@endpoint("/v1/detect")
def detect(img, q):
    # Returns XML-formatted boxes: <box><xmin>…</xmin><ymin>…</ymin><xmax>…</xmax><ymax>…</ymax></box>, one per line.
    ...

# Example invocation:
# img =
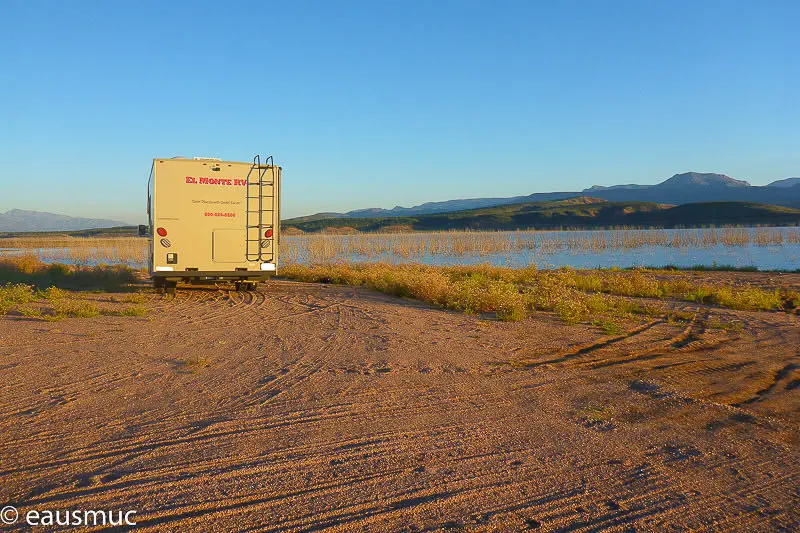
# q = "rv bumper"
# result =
<box><xmin>151</xmin><ymin>271</ymin><xmax>273</xmax><ymax>280</ymax></box>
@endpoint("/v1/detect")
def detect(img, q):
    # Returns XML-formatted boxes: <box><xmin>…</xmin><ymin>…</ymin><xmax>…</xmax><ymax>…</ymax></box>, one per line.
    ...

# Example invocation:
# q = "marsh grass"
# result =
<box><xmin>554</xmin><ymin>268</ymin><xmax>789</xmax><ymax>312</ymax></box>
<box><xmin>281</xmin><ymin>226</ymin><xmax>800</xmax><ymax>265</ymax></box>
<box><xmin>1</xmin><ymin>236</ymin><xmax>147</xmax><ymax>265</ymax></box>
<box><xmin>280</xmin><ymin>263</ymin><xmax>795</xmax><ymax>323</ymax></box>
<box><xmin>0</xmin><ymin>255</ymin><xmax>138</xmax><ymax>291</ymax></box>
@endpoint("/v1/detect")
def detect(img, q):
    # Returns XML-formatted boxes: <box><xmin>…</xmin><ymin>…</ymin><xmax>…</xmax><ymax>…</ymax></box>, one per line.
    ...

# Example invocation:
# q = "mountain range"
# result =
<box><xmin>287</xmin><ymin>172</ymin><xmax>800</xmax><ymax>222</ymax></box>
<box><xmin>0</xmin><ymin>209</ymin><xmax>129</xmax><ymax>233</ymax></box>
<box><xmin>3</xmin><ymin>172</ymin><xmax>799</xmax><ymax>232</ymax></box>
<box><xmin>284</xmin><ymin>197</ymin><xmax>800</xmax><ymax>233</ymax></box>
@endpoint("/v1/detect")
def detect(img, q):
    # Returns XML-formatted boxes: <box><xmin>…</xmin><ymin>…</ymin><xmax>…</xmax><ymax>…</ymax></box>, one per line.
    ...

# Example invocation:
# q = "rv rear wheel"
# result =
<box><xmin>164</xmin><ymin>280</ymin><xmax>177</xmax><ymax>296</ymax></box>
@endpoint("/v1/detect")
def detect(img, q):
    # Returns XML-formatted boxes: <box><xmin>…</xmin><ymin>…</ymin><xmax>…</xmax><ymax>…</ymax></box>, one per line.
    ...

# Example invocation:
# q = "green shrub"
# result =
<box><xmin>42</xmin><ymin>286</ymin><xmax>69</xmax><ymax>300</ymax></box>
<box><xmin>0</xmin><ymin>283</ymin><xmax>36</xmax><ymax>304</ymax></box>
<box><xmin>120</xmin><ymin>305</ymin><xmax>147</xmax><ymax>317</ymax></box>
<box><xmin>52</xmin><ymin>299</ymin><xmax>100</xmax><ymax>318</ymax></box>
<box><xmin>121</xmin><ymin>292</ymin><xmax>145</xmax><ymax>304</ymax></box>
<box><xmin>592</xmin><ymin>319</ymin><xmax>621</xmax><ymax>334</ymax></box>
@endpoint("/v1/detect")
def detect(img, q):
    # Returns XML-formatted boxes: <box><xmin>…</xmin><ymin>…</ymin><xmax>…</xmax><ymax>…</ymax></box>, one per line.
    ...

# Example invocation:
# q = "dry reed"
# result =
<box><xmin>1</xmin><ymin>226</ymin><xmax>798</xmax><ymax>269</ymax></box>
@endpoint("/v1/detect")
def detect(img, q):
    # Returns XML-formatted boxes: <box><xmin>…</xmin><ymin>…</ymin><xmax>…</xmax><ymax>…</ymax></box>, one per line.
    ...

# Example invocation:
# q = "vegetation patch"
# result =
<box><xmin>51</xmin><ymin>299</ymin><xmax>101</xmax><ymax>318</ymax></box>
<box><xmin>279</xmin><ymin>263</ymin><xmax>795</xmax><ymax>323</ymax></box>
<box><xmin>0</xmin><ymin>282</ymin><xmax>145</xmax><ymax>320</ymax></box>
<box><xmin>0</xmin><ymin>255</ymin><xmax>139</xmax><ymax>291</ymax></box>
<box><xmin>121</xmin><ymin>292</ymin><xmax>145</xmax><ymax>304</ymax></box>
<box><xmin>119</xmin><ymin>305</ymin><xmax>147</xmax><ymax>317</ymax></box>
<box><xmin>179</xmin><ymin>355</ymin><xmax>211</xmax><ymax>369</ymax></box>
<box><xmin>592</xmin><ymin>319</ymin><xmax>621</xmax><ymax>334</ymax></box>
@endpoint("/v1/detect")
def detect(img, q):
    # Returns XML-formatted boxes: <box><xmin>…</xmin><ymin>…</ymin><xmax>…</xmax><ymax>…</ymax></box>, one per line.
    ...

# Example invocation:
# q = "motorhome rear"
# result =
<box><xmin>144</xmin><ymin>155</ymin><xmax>281</xmax><ymax>293</ymax></box>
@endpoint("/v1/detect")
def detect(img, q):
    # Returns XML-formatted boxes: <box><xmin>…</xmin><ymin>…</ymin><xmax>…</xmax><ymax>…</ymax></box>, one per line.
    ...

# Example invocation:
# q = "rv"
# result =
<box><xmin>142</xmin><ymin>155</ymin><xmax>281</xmax><ymax>293</ymax></box>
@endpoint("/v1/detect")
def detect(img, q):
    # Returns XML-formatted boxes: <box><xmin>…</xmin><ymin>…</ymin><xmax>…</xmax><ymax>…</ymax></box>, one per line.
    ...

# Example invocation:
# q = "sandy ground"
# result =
<box><xmin>0</xmin><ymin>278</ymin><xmax>798</xmax><ymax>532</ymax></box>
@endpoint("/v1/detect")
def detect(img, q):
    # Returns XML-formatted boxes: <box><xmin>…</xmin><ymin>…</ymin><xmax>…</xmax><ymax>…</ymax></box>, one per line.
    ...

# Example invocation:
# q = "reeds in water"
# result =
<box><xmin>1</xmin><ymin>226</ymin><xmax>798</xmax><ymax>268</ymax></box>
<box><xmin>283</xmin><ymin>226</ymin><xmax>800</xmax><ymax>265</ymax></box>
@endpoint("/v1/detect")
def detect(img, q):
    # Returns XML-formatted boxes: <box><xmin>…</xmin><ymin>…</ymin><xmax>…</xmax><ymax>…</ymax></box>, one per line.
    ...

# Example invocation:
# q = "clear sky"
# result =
<box><xmin>2</xmin><ymin>0</ymin><xmax>798</xmax><ymax>223</ymax></box>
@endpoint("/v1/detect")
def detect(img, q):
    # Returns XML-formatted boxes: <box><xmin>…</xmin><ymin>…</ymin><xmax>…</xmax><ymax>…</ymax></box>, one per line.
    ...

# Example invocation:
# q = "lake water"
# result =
<box><xmin>284</xmin><ymin>227</ymin><xmax>800</xmax><ymax>271</ymax></box>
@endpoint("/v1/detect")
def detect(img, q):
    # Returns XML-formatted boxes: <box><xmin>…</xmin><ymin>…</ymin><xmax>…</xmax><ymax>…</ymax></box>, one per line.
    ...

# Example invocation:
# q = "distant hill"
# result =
<box><xmin>658</xmin><ymin>172</ymin><xmax>750</xmax><ymax>188</ymax></box>
<box><xmin>290</xmin><ymin>171</ymin><xmax>800</xmax><ymax>221</ymax></box>
<box><xmin>283</xmin><ymin>197</ymin><xmax>800</xmax><ymax>233</ymax></box>
<box><xmin>344</xmin><ymin>191</ymin><xmax>576</xmax><ymax>218</ymax></box>
<box><xmin>768</xmin><ymin>177</ymin><xmax>800</xmax><ymax>188</ymax></box>
<box><xmin>585</xmin><ymin>184</ymin><xmax>650</xmax><ymax>191</ymax></box>
<box><xmin>0</xmin><ymin>209</ymin><xmax>130</xmax><ymax>232</ymax></box>
<box><xmin>578</xmin><ymin>172</ymin><xmax>800</xmax><ymax>206</ymax></box>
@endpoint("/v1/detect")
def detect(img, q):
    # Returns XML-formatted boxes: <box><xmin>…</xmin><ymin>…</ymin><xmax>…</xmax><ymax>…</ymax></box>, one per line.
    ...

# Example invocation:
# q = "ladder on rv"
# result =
<box><xmin>245</xmin><ymin>155</ymin><xmax>277</xmax><ymax>262</ymax></box>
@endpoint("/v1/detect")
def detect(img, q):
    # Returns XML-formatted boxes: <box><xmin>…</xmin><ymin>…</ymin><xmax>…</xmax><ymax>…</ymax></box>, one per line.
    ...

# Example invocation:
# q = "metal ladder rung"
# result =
<box><xmin>245</xmin><ymin>154</ymin><xmax>277</xmax><ymax>262</ymax></box>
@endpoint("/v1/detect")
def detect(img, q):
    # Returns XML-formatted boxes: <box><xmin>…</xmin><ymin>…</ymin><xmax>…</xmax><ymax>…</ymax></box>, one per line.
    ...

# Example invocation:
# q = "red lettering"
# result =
<box><xmin>187</xmin><ymin>176</ymin><xmax>242</xmax><ymax>186</ymax></box>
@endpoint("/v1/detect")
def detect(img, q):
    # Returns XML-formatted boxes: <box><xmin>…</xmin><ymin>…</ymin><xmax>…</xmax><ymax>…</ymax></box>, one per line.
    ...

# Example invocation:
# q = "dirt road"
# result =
<box><xmin>0</xmin><ymin>280</ymin><xmax>798</xmax><ymax>531</ymax></box>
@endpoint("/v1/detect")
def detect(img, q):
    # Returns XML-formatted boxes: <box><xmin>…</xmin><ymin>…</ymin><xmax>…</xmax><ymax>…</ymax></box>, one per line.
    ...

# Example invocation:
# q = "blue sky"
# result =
<box><xmin>2</xmin><ymin>0</ymin><xmax>798</xmax><ymax>223</ymax></box>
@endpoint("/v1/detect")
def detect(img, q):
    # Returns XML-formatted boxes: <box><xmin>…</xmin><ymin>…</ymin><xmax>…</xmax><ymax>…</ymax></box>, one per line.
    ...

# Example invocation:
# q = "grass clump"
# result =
<box><xmin>0</xmin><ymin>283</ymin><xmax>36</xmax><ymax>304</ymax></box>
<box><xmin>592</xmin><ymin>319</ymin><xmax>621</xmax><ymax>334</ymax></box>
<box><xmin>121</xmin><ymin>292</ymin><xmax>145</xmax><ymax>304</ymax></box>
<box><xmin>704</xmin><ymin>318</ymin><xmax>744</xmax><ymax>332</ymax></box>
<box><xmin>0</xmin><ymin>283</ymin><xmax>36</xmax><ymax>315</ymax></box>
<box><xmin>119</xmin><ymin>305</ymin><xmax>147</xmax><ymax>317</ymax></box>
<box><xmin>42</xmin><ymin>286</ymin><xmax>69</xmax><ymax>300</ymax></box>
<box><xmin>18</xmin><ymin>305</ymin><xmax>44</xmax><ymax>318</ymax></box>
<box><xmin>178</xmin><ymin>355</ymin><xmax>211</xmax><ymax>369</ymax></box>
<box><xmin>52</xmin><ymin>299</ymin><xmax>101</xmax><ymax>318</ymax></box>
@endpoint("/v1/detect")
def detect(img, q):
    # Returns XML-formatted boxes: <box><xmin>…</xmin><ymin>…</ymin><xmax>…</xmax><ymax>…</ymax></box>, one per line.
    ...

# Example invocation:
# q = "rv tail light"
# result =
<box><xmin>157</xmin><ymin>227</ymin><xmax>168</xmax><ymax>237</ymax></box>
<box><xmin>264</xmin><ymin>228</ymin><xmax>273</xmax><ymax>238</ymax></box>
